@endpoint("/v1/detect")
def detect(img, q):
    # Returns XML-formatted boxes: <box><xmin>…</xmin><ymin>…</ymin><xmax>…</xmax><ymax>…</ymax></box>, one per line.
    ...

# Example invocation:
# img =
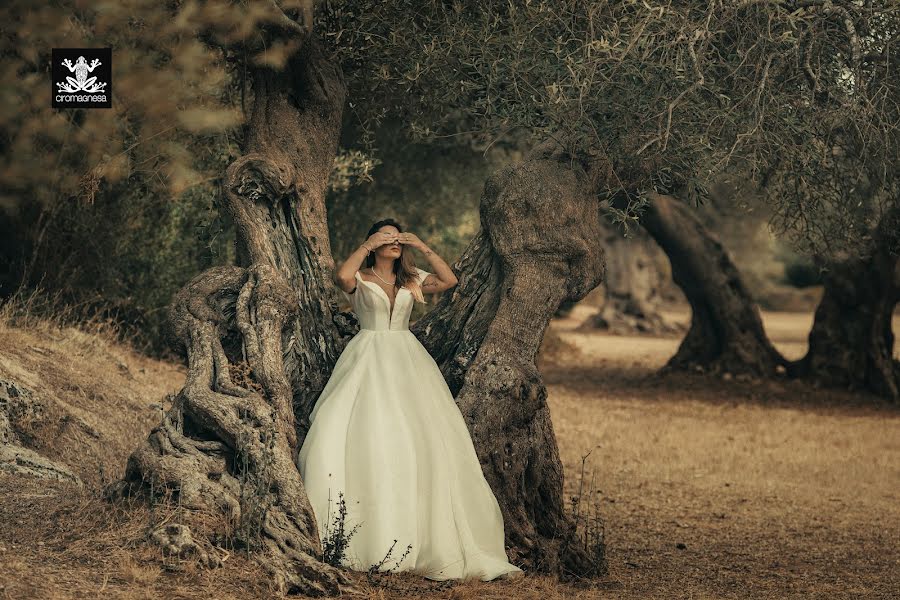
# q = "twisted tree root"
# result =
<box><xmin>114</xmin><ymin>265</ymin><xmax>358</xmax><ymax>596</ymax></box>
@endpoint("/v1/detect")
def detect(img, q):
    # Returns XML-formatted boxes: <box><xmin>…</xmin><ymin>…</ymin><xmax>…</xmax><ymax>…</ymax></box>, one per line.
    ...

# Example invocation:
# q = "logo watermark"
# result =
<box><xmin>51</xmin><ymin>48</ymin><xmax>111</xmax><ymax>108</ymax></box>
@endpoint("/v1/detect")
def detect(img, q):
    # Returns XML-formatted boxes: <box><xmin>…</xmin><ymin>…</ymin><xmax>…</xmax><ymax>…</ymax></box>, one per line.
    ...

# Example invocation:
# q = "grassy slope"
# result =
<box><xmin>0</xmin><ymin>317</ymin><xmax>185</xmax><ymax>487</ymax></box>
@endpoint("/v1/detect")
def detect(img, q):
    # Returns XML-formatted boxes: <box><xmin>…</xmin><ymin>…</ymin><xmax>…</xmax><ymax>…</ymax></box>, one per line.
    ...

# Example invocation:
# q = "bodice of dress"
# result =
<box><xmin>344</xmin><ymin>268</ymin><xmax>431</xmax><ymax>331</ymax></box>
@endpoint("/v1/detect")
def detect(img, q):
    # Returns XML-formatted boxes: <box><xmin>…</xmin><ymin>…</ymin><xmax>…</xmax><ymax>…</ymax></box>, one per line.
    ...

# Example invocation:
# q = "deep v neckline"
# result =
<box><xmin>357</xmin><ymin>271</ymin><xmax>406</xmax><ymax>322</ymax></box>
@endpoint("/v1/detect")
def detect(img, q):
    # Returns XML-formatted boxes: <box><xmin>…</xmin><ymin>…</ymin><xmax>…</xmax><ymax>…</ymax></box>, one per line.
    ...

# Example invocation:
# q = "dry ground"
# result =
<box><xmin>0</xmin><ymin>304</ymin><xmax>897</xmax><ymax>599</ymax></box>
<box><xmin>542</xmin><ymin>305</ymin><xmax>900</xmax><ymax>600</ymax></box>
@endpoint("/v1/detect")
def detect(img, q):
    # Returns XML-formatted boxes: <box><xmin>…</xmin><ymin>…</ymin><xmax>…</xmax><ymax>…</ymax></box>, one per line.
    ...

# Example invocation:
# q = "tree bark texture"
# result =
<box><xmin>638</xmin><ymin>192</ymin><xmax>788</xmax><ymax>377</ymax></box>
<box><xmin>117</xmin><ymin>35</ymin><xmax>357</xmax><ymax>596</ymax></box>
<box><xmin>413</xmin><ymin>228</ymin><xmax>504</xmax><ymax>395</ymax></box>
<box><xmin>796</xmin><ymin>206</ymin><xmax>900</xmax><ymax>401</ymax></box>
<box><xmin>235</xmin><ymin>40</ymin><xmax>353</xmax><ymax>436</ymax></box>
<box><xmin>414</xmin><ymin>141</ymin><xmax>609</xmax><ymax>579</ymax></box>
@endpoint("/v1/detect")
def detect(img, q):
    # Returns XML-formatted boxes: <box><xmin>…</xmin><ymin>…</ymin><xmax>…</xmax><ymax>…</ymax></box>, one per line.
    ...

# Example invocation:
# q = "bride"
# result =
<box><xmin>296</xmin><ymin>218</ymin><xmax>523</xmax><ymax>582</ymax></box>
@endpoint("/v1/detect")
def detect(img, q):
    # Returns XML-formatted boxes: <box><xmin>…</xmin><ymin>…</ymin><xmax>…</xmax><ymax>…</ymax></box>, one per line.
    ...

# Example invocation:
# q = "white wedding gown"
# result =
<box><xmin>296</xmin><ymin>268</ymin><xmax>523</xmax><ymax>581</ymax></box>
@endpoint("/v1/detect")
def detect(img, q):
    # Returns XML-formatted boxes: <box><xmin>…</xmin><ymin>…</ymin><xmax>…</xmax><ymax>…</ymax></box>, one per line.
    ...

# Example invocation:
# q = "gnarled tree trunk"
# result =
<box><xmin>414</xmin><ymin>228</ymin><xmax>503</xmax><ymax>394</ymax></box>
<box><xmin>414</xmin><ymin>141</ymin><xmax>609</xmax><ymax>578</ymax></box>
<box><xmin>795</xmin><ymin>206</ymin><xmax>900</xmax><ymax>401</ymax></box>
<box><xmin>114</xmin><ymin>33</ymin><xmax>357</xmax><ymax>596</ymax></box>
<box><xmin>637</xmin><ymin>192</ymin><xmax>788</xmax><ymax>377</ymax></box>
<box><xmin>237</xmin><ymin>44</ymin><xmax>357</xmax><ymax>441</ymax></box>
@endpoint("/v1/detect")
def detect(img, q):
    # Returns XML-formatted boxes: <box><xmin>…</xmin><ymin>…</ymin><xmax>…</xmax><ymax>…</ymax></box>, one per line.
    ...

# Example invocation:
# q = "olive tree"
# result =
<box><xmin>331</xmin><ymin>0</ymin><xmax>899</xmax><ymax>391</ymax></box>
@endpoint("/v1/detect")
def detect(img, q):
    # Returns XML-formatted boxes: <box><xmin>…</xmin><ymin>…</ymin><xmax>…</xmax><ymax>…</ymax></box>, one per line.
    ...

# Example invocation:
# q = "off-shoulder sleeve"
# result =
<box><xmin>341</xmin><ymin>271</ymin><xmax>360</xmax><ymax>307</ymax></box>
<box><xmin>416</xmin><ymin>267</ymin><xmax>432</xmax><ymax>285</ymax></box>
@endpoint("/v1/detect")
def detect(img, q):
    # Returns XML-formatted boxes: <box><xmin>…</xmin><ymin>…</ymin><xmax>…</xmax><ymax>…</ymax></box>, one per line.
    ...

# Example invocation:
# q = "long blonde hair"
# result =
<box><xmin>363</xmin><ymin>218</ymin><xmax>426</xmax><ymax>303</ymax></box>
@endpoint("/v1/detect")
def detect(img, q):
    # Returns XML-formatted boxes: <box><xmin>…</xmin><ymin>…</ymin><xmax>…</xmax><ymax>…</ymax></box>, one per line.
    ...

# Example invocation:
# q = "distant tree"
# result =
<box><xmin>797</xmin><ymin>204</ymin><xmax>899</xmax><ymax>399</ymax></box>
<box><xmin>755</xmin><ymin>4</ymin><xmax>899</xmax><ymax>399</ymax></box>
<box><xmin>577</xmin><ymin>221</ymin><xmax>684</xmax><ymax>337</ymax></box>
<box><xmin>780</xmin><ymin>33</ymin><xmax>900</xmax><ymax>399</ymax></box>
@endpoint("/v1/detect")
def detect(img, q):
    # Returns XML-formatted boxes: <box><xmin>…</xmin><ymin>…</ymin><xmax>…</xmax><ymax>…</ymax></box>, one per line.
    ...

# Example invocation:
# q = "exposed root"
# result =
<box><xmin>115</xmin><ymin>265</ymin><xmax>360</xmax><ymax>595</ymax></box>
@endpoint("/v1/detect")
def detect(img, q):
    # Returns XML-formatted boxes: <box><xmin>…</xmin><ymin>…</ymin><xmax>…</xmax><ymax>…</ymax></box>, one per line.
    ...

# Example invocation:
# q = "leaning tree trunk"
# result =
<box><xmin>635</xmin><ymin>191</ymin><xmax>788</xmax><ymax>377</ymax></box>
<box><xmin>578</xmin><ymin>220</ymin><xmax>684</xmax><ymax>336</ymax></box>
<box><xmin>413</xmin><ymin>140</ymin><xmax>609</xmax><ymax>578</ymax></box>
<box><xmin>795</xmin><ymin>205</ymin><xmax>900</xmax><ymax>401</ymax></box>
<box><xmin>113</xmin><ymin>33</ymin><xmax>357</xmax><ymax>596</ymax></box>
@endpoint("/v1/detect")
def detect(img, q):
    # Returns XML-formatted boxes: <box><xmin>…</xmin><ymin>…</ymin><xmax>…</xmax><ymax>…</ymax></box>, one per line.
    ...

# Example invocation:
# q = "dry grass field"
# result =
<box><xmin>0</xmin><ymin>303</ymin><xmax>897</xmax><ymax>599</ymax></box>
<box><xmin>542</xmin><ymin>305</ymin><xmax>900</xmax><ymax>600</ymax></box>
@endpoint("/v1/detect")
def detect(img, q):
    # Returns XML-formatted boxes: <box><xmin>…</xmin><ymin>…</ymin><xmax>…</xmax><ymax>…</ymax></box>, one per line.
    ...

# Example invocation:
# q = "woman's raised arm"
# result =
<box><xmin>399</xmin><ymin>232</ymin><xmax>458</xmax><ymax>293</ymax></box>
<box><xmin>334</xmin><ymin>230</ymin><xmax>396</xmax><ymax>293</ymax></box>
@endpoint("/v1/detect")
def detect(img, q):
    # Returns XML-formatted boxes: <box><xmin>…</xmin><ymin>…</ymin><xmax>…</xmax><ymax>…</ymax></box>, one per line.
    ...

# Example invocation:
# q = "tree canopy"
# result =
<box><xmin>325</xmin><ymin>0</ymin><xmax>898</xmax><ymax>255</ymax></box>
<box><xmin>4</xmin><ymin>0</ymin><xmax>896</xmax><ymax>258</ymax></box>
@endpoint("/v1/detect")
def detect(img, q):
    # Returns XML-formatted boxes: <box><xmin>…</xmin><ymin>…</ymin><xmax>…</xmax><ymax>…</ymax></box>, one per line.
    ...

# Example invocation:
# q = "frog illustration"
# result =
<box><xmin>57</xmin><ymin>56</ymin><xmax>106</xmax><ymax>93</ymax></box>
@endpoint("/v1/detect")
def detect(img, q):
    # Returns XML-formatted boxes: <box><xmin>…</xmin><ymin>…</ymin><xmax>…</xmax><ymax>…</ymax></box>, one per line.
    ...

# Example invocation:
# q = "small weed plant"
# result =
<box><xmin>319</xmin><ymin>486</ymin><xmax>412</xmax><ymax>576</ymax></box>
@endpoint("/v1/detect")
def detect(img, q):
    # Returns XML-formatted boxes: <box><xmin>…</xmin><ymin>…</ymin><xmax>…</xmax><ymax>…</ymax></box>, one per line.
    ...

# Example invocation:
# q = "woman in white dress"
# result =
<box><xmin>296</xmin><ymin>218</ymin><xmax>523</xmax><ymax>582</ymax></box>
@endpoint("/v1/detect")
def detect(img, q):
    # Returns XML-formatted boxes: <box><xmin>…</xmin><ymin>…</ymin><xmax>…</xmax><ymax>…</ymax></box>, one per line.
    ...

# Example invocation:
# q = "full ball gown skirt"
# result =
<box><xmin>296</xmin><ymin>268</ymin><xmax>523</xmax><ymax>581</ymax></box>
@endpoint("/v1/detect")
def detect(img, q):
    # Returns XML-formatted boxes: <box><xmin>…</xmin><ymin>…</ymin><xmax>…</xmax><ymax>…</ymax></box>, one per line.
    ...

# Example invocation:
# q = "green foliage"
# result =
<box><xmin>776</xmin><ymin>240</ymin><xmax>825</xmax><ymax>289</ymax></box>
<box><xmin>0</xmin><ymin>1</ymin><xmax>250</xmax><ymax>210</ymax></box>
<box><xmin>13</xmin><ymin>132</ymin><xmax>237</xmax><ymax>355</ymax></box>
<box><xmin>3</xmin><ymin>0</ymin><xmax>896</xmax><ymax>351</ymax></box>
<box><xmin>327</xmin><ymin>127</ymin><xmax>505</xmax><ymax>258</ymax></box>
<box><xmin>0</xmin><ymin>0</ymin><xmax>257</xmax><ymax>352</ymax></box>
<box><xmin>326</xmin><ymin>126</ymin><xmax>509</xmax><ymax>318</ymax></box>
<box><xmin>320</xmin><ymin>0</ymin><xmax>899</xmax><ymax>257</ymax></box>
